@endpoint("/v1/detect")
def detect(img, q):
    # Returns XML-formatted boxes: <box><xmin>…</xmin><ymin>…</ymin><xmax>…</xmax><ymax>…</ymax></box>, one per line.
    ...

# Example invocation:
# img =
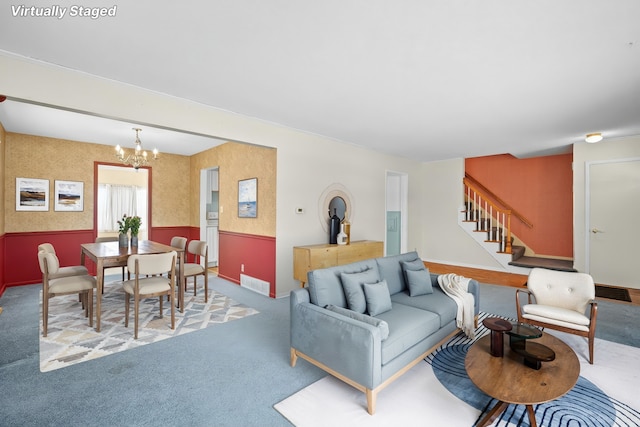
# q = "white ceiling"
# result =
<box><xmin>1</xmin><ymin>1</ymin><xmax>639</xmax><ymax>160</ymax></box>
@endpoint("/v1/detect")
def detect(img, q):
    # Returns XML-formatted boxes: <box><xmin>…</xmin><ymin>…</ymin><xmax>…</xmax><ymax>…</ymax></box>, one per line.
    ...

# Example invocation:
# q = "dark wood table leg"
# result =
<box><xmin>476</xmin><ymin>400</ymin><xmax>509</xmax><ymax>427</ymax></box>
<box><xmin>526</xmin><ymin>405</ymin><xmax>537</xmax><ymax>427</ymax></box>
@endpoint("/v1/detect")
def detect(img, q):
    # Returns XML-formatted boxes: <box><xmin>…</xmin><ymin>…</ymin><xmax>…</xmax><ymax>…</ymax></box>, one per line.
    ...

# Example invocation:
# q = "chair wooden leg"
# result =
<box><xmin>170</xmin><ymin>292</ymin><xmax>175</xmax><ymax>330</ymax></box>
<box><xmin>134</xmin><ymin>296</ymin><xmax>139</xmax><ymax>340</ymax></box>
<box><xmin>88</xmin><ymin>289</ymin><xmax>94</xmax><ymax>328</ymax></box>
<box><xmin>193</xmin><ymin>277</ymin><xmax>197</xmax><ymax>296</ymax></box>
<box><xmin>43</xmin><ymin>295</ymin><xmax>49</xmax><ymax>337</ymax></box>
<box><xmin>159</xmin><ymin>296</ymin><xmax>163</xmax><ymax>318</ymax></box>
<box><xmin>124</xmin><ymin>293</ymin><xmax>130</xmax><ymax>327</ymax></box>
<box><xmin>204</xmin><ymin>273</ymin><xmax>208</xmax><ymax>303</ymax></box>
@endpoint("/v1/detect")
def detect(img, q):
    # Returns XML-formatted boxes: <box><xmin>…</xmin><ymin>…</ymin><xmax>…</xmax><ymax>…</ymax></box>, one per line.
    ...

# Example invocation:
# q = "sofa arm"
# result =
<box><xmin>467</xmin><ymin>279</ymin><xmax>481</xmax><ymax>316</ymax></box>
<box><xmin>430</xmin><ymin>274</ymin><xmax>481</xmax><ymax>316</ymax></box>
<box><xmin>290</xmin><ymin>291</ymin><xmax>382</xmax><ymax>389</ymax></box>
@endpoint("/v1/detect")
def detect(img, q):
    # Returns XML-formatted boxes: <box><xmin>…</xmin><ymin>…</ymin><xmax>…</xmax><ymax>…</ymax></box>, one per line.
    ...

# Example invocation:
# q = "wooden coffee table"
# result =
<box><xmin>465</xmin><ymin>332</ymin><xmax>580</xmax><ymax>427</ymax></box>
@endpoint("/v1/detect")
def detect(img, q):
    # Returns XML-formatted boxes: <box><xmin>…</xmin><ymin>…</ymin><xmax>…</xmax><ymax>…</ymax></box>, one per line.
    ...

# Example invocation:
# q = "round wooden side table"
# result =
<box><xmin>465</xmin><ymin>332</ymin><xmax>579</xmax><ymax>427</ymax></box>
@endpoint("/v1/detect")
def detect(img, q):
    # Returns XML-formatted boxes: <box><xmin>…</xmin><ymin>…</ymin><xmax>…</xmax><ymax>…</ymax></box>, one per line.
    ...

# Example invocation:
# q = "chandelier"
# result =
<box><xmin>115</xmin><ymin>128</ymin><xmax>159</xmax><ymax>170</ymax></box>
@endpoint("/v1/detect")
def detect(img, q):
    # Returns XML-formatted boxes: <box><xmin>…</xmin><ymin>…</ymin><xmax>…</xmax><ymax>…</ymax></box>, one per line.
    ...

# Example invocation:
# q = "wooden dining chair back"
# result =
<box><xmin>182</xmin><ymin>240</ymin><xmax>209</xmax><ymax>302</ymax></box>
<box><xmin>123</xmin><ymin>251</ymin><xmax>177</xmax><ymax>339</ymax></box>
<box><xmin>170</xmin><ymin>236</ymin><xmax>188</xmax><ymax>251</ymax></box>
<box><xmin>37</xmin><ymin>242</ymin><xmax>89</xmax><ymax>279</ymax></box>
<box><xmin>38</xmin><ymin>250</ymin><xmax>95</xmax><ymax>337</ymax></box>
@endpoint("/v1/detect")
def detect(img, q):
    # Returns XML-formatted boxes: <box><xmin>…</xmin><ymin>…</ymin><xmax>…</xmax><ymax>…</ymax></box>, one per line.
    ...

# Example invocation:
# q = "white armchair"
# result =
<box><xmin>516</xmin><ymin>267</ymin><xmax>598</xmax><ymax>364</ymax></box>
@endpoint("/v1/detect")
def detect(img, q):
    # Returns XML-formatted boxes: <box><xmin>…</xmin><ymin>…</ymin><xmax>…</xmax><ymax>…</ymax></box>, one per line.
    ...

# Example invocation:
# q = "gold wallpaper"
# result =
<box><xmin>190</xmin><ymin>142</ymin><xmax>276</xmax><ymax>237</ymax></box>
<box><xmin>4</xmin><ymin>133</ymin><xmax>190</xmax><ymax>233</ymax></box>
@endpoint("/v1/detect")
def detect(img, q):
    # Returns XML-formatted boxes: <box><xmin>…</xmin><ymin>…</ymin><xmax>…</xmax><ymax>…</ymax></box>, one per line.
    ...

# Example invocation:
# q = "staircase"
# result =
<box><xmin>461</xmin><ymin>175</ymin><xmax>576</xmax><ymax>274</ymax></box>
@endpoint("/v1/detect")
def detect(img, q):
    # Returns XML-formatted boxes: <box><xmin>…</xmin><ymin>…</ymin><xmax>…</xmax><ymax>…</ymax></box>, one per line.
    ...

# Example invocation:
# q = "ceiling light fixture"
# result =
<box><xmin>115</xmin><ymin>128</ymin><xmax>159</xmax><ymax>170</ymax></box>
<box><xmin>585</xmin><ymin>133</ymin><xmax>603</xmax><ymax>143</ymax></box>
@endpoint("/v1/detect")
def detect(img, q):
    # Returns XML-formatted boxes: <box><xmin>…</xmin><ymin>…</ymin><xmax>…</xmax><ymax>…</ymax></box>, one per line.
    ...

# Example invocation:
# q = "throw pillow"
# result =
<box><xmin>325</xmin><ymin>305</ymin><xmax>390</xmax><ymax>341</ymax></box>
<box><xmin>401</xmin><ymin>258</ymin><xmax>426</xmax><ymax>272</ymax></box>
<box><xmin>363</xmin><ymin>280</ymin><xmax>393</xmax><ymax>316</ymax></box>
<box><xmin>340</xmin><ymin>268</ymin><xmax>380</xmax><ymax>314</ymax></box>
<box><xmin>405</xmin><ymin>268</ymin><xmax>434</xmax><ymax>296</ymax></box>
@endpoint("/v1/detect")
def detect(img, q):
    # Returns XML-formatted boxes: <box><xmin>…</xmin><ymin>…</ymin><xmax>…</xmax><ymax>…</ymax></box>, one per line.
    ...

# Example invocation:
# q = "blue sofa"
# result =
<box><xmin>290</xmin><ymin>251</ymin><xmax>480</xmax><ymax>415</ymax></box>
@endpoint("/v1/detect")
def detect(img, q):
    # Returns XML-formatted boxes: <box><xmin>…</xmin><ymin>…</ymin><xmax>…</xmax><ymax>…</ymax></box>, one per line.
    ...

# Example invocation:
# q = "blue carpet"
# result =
<box><xmin>426</xmin><ymin>313</ymin><xmax>640</xmax><ymax>427</ymax></box>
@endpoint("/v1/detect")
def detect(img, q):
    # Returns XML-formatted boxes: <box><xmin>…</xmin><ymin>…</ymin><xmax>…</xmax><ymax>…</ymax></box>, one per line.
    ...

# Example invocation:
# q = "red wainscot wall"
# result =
<box><xmin>3</xmin><ymin>229</ymin><xmax>95</xmax><ymax>289</ymax></box>
<box><xmin>0</xmin><ymin>226</ymin><xmax>196</xmax><ymax>294</ymax></box>
<box><xmin>0</xmin><ymin>233</ymin><xmax>5</xmax><ymax>296</ymax></box>
<box><xmin>218</xmin><ymin>230</ymin><xmax>276</xmax><ymax>298</ymax></box>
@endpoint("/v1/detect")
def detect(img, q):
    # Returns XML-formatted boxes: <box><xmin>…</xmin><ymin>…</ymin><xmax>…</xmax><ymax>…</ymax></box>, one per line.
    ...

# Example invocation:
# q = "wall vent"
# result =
<box><xmin>240</xmin><ymin>274</ymin><xmax>270</xmax><ymax>296</ymax></box>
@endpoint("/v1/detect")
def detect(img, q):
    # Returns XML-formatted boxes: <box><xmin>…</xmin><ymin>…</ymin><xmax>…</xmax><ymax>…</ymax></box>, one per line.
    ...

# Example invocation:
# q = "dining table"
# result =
<box><xmin>80</xmin><ymin>240</ymin><xmax>185</xmax><ymax>332</ymax></box>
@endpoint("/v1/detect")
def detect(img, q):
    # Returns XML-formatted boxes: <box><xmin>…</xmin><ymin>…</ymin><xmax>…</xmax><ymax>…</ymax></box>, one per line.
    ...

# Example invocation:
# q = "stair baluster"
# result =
<box><xmin>463</xmin><ymin>177</ymin><xmax>512</xmax><ymax>254</ymax></box>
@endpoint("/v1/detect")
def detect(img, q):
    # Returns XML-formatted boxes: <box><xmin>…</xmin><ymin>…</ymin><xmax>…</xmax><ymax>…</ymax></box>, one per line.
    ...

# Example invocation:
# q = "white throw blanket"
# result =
<box><xmin>437</xmin><ymin>273</ymin><xmax>475</xmax><ymax>338</ymax></box>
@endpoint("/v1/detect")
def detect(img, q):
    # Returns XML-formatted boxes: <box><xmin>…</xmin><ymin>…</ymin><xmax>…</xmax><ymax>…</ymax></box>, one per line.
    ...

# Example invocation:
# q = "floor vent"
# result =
<box><xmin>240</xmin><ymin>274</ymin><xmax>270</xmax><ymax>296</ymax></box>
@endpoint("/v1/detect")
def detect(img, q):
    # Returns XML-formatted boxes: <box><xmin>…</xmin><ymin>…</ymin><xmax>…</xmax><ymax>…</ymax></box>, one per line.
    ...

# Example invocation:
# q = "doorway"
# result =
<box><xmin>587</xmin><ymin>158</ymin><xmax>640</xmax><ymax>289</ymax></box>
<box><xmin>385</xmin><ymin>171</ymin><xmax>408</xmax><ymax>256</ymax></box>
<box><xmin>95</xmin><ymin>163</ymin><xmax>150</xmax><ymax>241</ymax></box>
<box><xmin>200</xmin><ymin>167</ymin><xmax>219</xmax><ymax>268</ymax></box>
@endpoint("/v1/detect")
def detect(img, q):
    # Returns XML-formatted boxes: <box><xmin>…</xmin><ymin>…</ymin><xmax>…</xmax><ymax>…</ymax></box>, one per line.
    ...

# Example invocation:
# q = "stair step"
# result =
<box><xmin>511</xmin><ymin>245</ymin><xmax>525</xmax><ymax>261</ymax></box>
<box><xmin>508</xmin><ymin>256</ymin><xmax>576</xmax><ymax>272</ymax></box>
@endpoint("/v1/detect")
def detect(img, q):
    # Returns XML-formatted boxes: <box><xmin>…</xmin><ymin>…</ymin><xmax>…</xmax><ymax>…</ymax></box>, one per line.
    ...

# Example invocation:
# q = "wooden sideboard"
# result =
<box><xmin>293</xmin><ymin>240</ymin><xmax>384</xmax><ymax>287</ymax></box>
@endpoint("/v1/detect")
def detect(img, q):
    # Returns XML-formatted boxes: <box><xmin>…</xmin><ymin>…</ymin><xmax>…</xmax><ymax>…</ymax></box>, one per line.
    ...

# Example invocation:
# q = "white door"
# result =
<box><xmin>588</xmin><ymin>159</ymin><xmax>640</xmax><ymax>289</ymax></box>
<box><xmin>385</xmin><ymin>171</ymin><xmax>408</xmax><ymax>256</ymax></box>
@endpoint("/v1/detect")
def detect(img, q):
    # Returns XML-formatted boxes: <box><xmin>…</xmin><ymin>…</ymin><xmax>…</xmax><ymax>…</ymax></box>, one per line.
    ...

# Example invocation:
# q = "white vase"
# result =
<box><xmin>337</xmin><ymin>223</ymin><xmax>348</xmax><ymax>245</ymax></box>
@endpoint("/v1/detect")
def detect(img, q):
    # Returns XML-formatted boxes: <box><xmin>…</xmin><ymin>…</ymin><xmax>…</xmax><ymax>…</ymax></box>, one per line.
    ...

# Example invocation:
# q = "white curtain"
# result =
<box><xmin>98</xmin><ymin>184</ymin><xmax>147</xmax><ymax>232</ymax></box>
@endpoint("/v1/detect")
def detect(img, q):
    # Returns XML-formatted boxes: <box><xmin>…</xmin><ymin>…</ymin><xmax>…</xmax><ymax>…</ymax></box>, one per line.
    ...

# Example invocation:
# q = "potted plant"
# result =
<box><xmin>128</xmin><ymin>215</ymin><xmax>142</xmax><ymax>247</ymax></box>
<box><xmin>117</xmin><ymin>214</ymin><xmax>130</xmax><ymax>247</ymax></box>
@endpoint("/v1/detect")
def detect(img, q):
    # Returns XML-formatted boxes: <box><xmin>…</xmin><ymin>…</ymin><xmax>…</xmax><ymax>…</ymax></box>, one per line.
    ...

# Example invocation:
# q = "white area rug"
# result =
<box><xmin>40</xmin><ymin>275</ymin><xmax>259</xmax><ymax>372</ymax></box>
<box><xmin>275</xmin><ymin>316</ymin><xmax>640</xmax><ymax>426</ymax></box>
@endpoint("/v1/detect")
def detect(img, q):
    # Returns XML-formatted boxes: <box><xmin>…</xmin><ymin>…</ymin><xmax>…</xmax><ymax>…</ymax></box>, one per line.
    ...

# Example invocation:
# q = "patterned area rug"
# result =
<box><xmin>427</xmin><ymin>312</ymin><xmax>640</xmax><ymax>426</ymax></box>
<box><xmin>40</xmin><ymin>275</ymin><xmax>259</xmax><ymax>372</ymax></box>
<box><xmin>275</xmin><ymin>312</ymin><xmax>640</xmax><ymax>426</ymax></box>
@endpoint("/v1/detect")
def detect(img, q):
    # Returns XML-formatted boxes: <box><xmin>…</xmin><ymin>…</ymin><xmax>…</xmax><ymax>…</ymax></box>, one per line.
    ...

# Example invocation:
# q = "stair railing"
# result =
<box><xmin>463</xmin><ymin>177</ymin><xmax>513</xmax><ymax>254</ymax></box>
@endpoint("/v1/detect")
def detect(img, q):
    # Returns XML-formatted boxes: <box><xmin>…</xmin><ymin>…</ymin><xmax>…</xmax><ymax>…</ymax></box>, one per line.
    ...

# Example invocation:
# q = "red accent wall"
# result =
<box><xmin>0</xmin><ymin>234</ymin><xmax>5</xmax><ymax>296</ymax></box>
<box><xmin>1</xmin><ymin>227</ymin><xmax>201</xmax><ymax>292</ymax></box>
<box><xmin>218</xmin><ymin>230</ymin><xmax>276</xmax><ymax>298</ymax></box>
<box><xmin>3</xmin><ymin>229</ymin><xmax>95</xmax><ymax>288</ymax></box>
<box><xmin>465</xmin><ymin>153</ymin><xmax>573</xmax><ymax>258</ymax></box>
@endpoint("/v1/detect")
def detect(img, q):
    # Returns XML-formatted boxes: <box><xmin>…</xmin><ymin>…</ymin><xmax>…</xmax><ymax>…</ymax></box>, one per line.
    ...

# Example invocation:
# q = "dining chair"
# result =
<box><xmin>38</xmin><ymin>250</ymin><xmax>95</xmax><ymax>337</ymax></box>
<box><xmin>170</xmin><ymin>236</ymin><xmax>188</xmax><ymax>251</ymax></box>
<box><xmin>37</xmin><ymin>243</ymin><xmax>89</xmax><ymax>278</ymax></box>
<box><xmin>181</xmin><ymin>240</ymin><xmax>209</xmax><ymax>302</ymax></box>
<box><xmin>516</xmin><ymin>267</ymin><xmax>598</xmax><ymax>364</ymax></box>
<box><xmin>95</xmin><ymin>237</ymin><xmax>128</xmax><ymax>281</ymax></box>
<box><xmin>166</xmin><ymin>236</ymin><xmax>188</xmax><ymax>301</ymax></box>
<box><xmin>123</xmin><ymin>251</ymin><xmax>177</xmax><ymax>339</ymax></box>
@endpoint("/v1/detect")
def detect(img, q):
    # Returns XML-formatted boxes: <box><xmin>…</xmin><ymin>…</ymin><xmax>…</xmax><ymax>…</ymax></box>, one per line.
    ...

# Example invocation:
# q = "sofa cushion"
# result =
<box><xmin>340</xmin><ymin>268</ymin><xmax>381</xmax><ymax>313</ymax></box>
<box><xmin>375</xmin><ymin>251</ymin><xmax>421</xmax><ymax>295</ymax></box>
<box><xmin>391</xmin><ymin>285</ymin><xmax>458</xmax><ymax>328</ymax></box>
<box><xmin>308</xmin><ymin>259</ymin><xmax>378</xmax><ymax>308</ymax></box>
<box><xmin>363</xmin><ymin>280</ymin><xmax>392</xmax><ymax>316</ymax></box>
<box><xmin>404</xmin><ymin>268</ymin><xmax>433</xmax><ymax>296</ymax></box>
<box><xmin>325</xmin><ymin>304</ymin><xmax>390</xmax><ymax>341</ymax></box>
<box><xmin>376</xmin><ymin>303</ymin><xmax>441</xmax><ymax>365</ymax></box>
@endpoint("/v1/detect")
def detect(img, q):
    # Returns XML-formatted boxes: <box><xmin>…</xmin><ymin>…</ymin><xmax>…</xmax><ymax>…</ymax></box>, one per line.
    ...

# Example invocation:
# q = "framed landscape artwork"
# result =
<box><xmin>16</xmin><ymin>177</ymin><xmax>49</xmax><ymax>211</ymax></box>
<box><xmin>54</xmin><ymin>180</ymin><xmax>84</xmax><ymax>211</ymax></box>
<box><xmin>238</xmin><ymin>177</ymin><xmax>257</xmax><ymax>218</ymax></box>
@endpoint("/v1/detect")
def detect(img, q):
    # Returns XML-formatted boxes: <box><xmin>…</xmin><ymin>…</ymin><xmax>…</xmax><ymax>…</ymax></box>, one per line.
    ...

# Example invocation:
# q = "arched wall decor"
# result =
<box><xmin>317</xmin><ymin>183</ymin><xmax>354</xmax><ymax>233</ymax></box>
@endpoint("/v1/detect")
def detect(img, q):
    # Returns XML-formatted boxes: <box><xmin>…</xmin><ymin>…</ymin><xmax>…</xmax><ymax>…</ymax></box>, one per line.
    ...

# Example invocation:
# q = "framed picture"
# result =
<box><xmin>16</xmin><ymin>177</ymin><xmax>50</xmax><ymax>211</ymax></box>
<box><xmin>238</xmin><ymin>177</ymin><xmax>257</xmax><ymax>218</ymax></box>
<box><xmin>54</xmin><ymin>180</ymin><xmax>84</xmax><ymax>211</ymax></box>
